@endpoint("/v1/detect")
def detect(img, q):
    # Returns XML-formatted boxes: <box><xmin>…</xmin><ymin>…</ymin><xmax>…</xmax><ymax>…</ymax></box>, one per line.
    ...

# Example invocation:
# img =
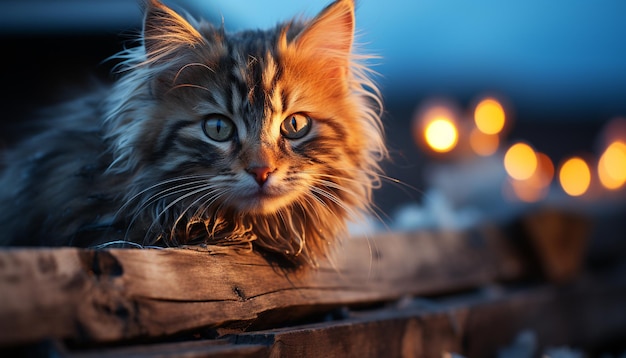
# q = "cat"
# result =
<box><xmin>0</xmin><ymin>0</ymin><xmax>386</xmax><ymax>266</ymax></box>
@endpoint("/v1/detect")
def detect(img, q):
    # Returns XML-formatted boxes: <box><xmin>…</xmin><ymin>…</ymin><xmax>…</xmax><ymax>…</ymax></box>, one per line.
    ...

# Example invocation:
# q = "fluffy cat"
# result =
<box><xmin>0</xmin><ymin>0</ymin><xmax>386</xmax><ymax>266</ymax></box>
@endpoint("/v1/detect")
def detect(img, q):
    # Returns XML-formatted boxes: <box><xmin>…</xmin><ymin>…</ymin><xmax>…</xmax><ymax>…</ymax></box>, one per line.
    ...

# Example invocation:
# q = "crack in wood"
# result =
<box><xmin>233</xmin><ymin>287</ymin><xmax>246</xmax><ymax>301</ymax></box>
<box><xmin>128</xmin><ymin>285</ymin><xmax>375</xmax><ymax>305</ymax></box>
<box><xmin>133</xmin><ymin>296</ymin><xmax>242</xmax><ymax>304</ymax></box>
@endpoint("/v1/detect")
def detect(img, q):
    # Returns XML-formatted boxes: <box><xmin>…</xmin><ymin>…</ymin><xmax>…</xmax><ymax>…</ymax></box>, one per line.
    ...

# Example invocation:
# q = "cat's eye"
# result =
<box><xmin>203</xmin><ymin>115</ymin><xmax>235</xmax><ymax>142</ymax></box>
<box><xmin>280</xmin><ymin>113</ymin><xmax>312</xmax><ymax>140</ymax></box>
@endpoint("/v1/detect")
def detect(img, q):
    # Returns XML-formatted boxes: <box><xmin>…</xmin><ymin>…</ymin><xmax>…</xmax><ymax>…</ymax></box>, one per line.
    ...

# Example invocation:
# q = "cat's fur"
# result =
<box><xmin>0</xmin><ymin>0</ymin><xmax>385</xmax><ymax>266</ymax></box>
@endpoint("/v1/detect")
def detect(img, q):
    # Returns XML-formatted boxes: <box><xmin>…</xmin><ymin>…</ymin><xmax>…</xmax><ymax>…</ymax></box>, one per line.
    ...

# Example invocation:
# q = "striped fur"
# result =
<box><xmin>0</xmin><ymin>0</ymin><xmax>386</xmax><ymax>266</ymax></box>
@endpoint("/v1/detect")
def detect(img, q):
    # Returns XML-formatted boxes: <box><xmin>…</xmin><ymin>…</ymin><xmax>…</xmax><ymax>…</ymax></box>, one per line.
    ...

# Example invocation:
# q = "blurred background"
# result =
<box><xmin>1</xmin><ymin>0</ymin><xmax>625</xmax><ymax>232</ymax></box>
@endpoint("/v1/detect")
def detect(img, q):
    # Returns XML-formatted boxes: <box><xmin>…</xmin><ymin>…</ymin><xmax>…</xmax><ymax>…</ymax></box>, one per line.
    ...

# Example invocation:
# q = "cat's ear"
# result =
<box><xmin>292</xmin><ymin>0</ymin><xmax>355</xmax><ymax>74</ymax></box>
<box><xmin>142</xmin><ymin>0</ymin><xmax>205</xmax><ymax>63</ymax></box>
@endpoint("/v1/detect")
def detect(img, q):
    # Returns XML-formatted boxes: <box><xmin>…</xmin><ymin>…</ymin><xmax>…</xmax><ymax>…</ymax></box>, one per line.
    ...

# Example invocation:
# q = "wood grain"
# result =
<box><xmin>0</xmin><ymin>226</ymin><xmax>527</xmax><ymax>346</ymax></box>
<box><xmin>48</xmin><ymin>272</ymin><xmax>626</xmax><ymax>357</ymax></box>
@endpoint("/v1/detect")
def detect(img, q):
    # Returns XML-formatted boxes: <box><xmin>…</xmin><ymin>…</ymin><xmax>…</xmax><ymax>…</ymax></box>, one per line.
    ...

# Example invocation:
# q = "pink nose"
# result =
<box><xmin>246</xmin><ymin>166</ymin><xmax>274</xmax><ymax>186</ymax></box>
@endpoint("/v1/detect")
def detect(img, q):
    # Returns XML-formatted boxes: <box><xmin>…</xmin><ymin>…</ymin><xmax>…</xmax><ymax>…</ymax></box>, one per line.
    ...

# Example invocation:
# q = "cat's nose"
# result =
<box><xmin>246</xmin><ymin>166</ymin><xmax>274</xmax><ymax>186</ymax></box>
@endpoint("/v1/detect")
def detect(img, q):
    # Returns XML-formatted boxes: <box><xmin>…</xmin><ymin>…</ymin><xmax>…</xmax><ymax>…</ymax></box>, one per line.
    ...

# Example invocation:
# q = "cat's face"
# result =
<box><xmin>136</xmin><ymin>0</ymin><xmax>373</xmax><ymax>216</ymax></box>
<box><xmin>106</xmin><ymin>0</ymin><xmax>385</xmax><ymax>263</ymax></box>
<box><xmin>150</xmin><ymin>88</ymin><xmax>353</xmax><ymax>217</ymax></box>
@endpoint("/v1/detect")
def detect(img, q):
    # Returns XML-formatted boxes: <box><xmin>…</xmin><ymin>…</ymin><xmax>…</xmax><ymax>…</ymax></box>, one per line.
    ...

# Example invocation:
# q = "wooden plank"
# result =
<box><xmin>3</xmin><ymin>340</ymin><xmax>268</xmax><ymax>358</ymax></box>
<box><xmin>243</xmin><ymin>271</ymin><xmax>626</xmax><ymax>357</ymax></box>
<box><xmin>41</xmin><ymin>270</ymin><xmax>626</xmax><ymax>357</ymax></box>
<box><xmin>65</xmin><ymin>341</ymin><xmax>268</xmax><ymax>358</ymax></box>
<box><xmin>0</xmin><ymin>225</ymin><xmax>528</xmax><ymax>346</ymax></box>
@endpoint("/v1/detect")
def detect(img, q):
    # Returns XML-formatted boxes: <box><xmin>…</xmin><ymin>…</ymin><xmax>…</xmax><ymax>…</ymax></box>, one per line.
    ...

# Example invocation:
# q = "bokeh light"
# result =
<box><xmin>424</xmin><ymin>117</ymin><xmax>458</xmax><ymax>153</ymax></box>
<box><xmin>535</xmin><ymin>152</ymin><xmax>555</xmax><ymax>187</ymax></box>
<box><xmin>474</xmin><ymin>98</ymin><xmax>506</xmax><ymax>135</ymax></box>
<box><xmin>413</xmin><ymin>101</ymin><xmax>461</xmax><ymax>155</ymax></box>
<box><xmin>509</xmin><ymin>178</ymin><xmax>546</xmax><ymax>203</ymax></box>
<box><xmin>598</xmin><ymin>141</ymin><xmax>626</xmax><ymax>190</ymax></box>
<box><xmin>507</xmin><ymin>152</ymin><xmax>553</xmax><ymax>203</ymax></box>
<box><xmin>559</xmin><ymin>157</ymin><xmax>591</xmax><ymax>197</ymax></box>
<box><xmin>469</xmin><ymin>128</ymin><xmax>499</xmax><ymax>156</ymax></box>
<box><xmin>504</xmin><ymin>142</ymin><xmax>537</xmax><ymax>180</ymax></box>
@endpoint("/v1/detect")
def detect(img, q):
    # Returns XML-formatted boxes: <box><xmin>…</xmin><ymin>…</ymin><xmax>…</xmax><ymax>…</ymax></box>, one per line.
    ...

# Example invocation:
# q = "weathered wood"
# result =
<box><xmin>42</xmin><ymin>270</ymin><xmax>626</xmax><ymax>357</ymax></box>
<box><xmin>64</xmin><ymin>341</ymin><xmax>269</xmax><ymax>358</ymax></box>
<box><xmin>241</xmin><ymin>271</ymin><xmax>626</xmax><ymax>357</ymax></box>
<box><xmin>0</xmin><ymin>226</ymin><xmax>527</xmax><ymax>346</ymax></box>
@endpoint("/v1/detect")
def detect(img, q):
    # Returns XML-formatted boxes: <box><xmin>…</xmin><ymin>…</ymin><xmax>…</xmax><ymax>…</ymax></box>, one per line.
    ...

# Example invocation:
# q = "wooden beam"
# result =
<box><xmin>235</xmin><ymin>272</ymin><xmax>626</xmax><ymax>357</ymax></box>
<box><xmin>25</xmin><ymin>271</ymin><xmax>626</xmax><ymax>357</ymax></box>
<box><xmin>0</xmin><ymin>226</ymin><xmax>527</xmax><ymax>346</ymax></box>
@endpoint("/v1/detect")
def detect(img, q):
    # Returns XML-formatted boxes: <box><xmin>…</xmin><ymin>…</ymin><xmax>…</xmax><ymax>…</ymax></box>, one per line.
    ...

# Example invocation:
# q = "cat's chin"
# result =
<box><xmin>234</xmin><ymin>192</ymin><xmax>296</xmax><ymax>215</ymax></box>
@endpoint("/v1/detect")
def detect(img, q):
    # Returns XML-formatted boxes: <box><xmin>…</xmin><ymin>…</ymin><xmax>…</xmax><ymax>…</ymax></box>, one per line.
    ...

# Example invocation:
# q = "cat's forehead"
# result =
<box><xmin>208</xmin><ymin>32</ymin><xmax>292</xmax><ymax>124</ymax></box>
<box><xmin>225</xmin><ymin>22</ymin><xmax>304</xmax><ymax>53</ymax></box>
<box><xmin>181</xmin><ymin>21</ymin><xmax>336</xmax><ymax>139</ymax></box>
<box><xmin>227</xmin><ymin>29</ymin><xmax>278</xmax><ymax>54</ymax></box>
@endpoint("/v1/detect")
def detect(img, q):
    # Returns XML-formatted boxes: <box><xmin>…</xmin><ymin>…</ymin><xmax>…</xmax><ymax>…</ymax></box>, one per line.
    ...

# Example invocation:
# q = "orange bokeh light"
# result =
<box><xmin>424</xmin><ymin>116</ymin><xmax>458</xmax><ymax>153</ymax></box>
<box><xmin>598</xmin><ymin>141</ymin><xmax>626</xmax><ymax>190</ymax></box>
<box><xmin>474</xmin><ymin>98</ymin><xmax>506</xmax><ymax>135</ymax></box>
<box><xmin>508</xmin><ymin>152</ymin><xmax>554</xmax><ymax>203</ymax></box>
<box><xmin>509</xmin><ymin>178</ymin><xmax>547</xmax><ymax>203</ymax></box>
<box><xmin>469</xmin><ymin>128</ymin><xmax>499</xmax><ymax>156</ymax></box>
<box><xmin>559</xmin><ymin>157</ymin><xmax>591</xmax><ymax>197</ymax></box>
<box><xmin>504</xmin><ymin>142</ymin><xmax>537</xmax><ymax>180</ymax></box>
<box><xmin>535</xmin><ymin>152</ymin><xmax>555</xmax><ymax>187</ymax></box>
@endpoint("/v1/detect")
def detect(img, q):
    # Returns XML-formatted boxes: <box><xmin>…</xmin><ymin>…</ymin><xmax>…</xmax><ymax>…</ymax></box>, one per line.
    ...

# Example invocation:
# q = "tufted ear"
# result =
<box><xmin>293</xmin><ymin>0</ymin><xmax>355</xmax><ymax>76</ymax></box>
<box><xmin>142</xmin><ymin>0</ymin><xmax>205</xmax><ymax>64</ymax></box>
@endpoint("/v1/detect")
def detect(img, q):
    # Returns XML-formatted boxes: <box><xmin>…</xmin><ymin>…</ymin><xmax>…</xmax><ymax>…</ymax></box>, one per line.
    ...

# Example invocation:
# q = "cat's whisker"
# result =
<box><xmin>309</xmin><ymin>176</ymin><xmax>393</xmax><ymax>232</ymax></box>
<box><xmin>311</xmin><ymin>170</ymin><xmax>419</xmax><ymax>212</ymax></box>
<box><xmin>295</xmin><ymin>194</ymin><xmax>323</xmax><ymax>223</ymax></box>
<box><xmin>173</xmin><ymin>189</ymin><xmax>224</xmax><ymax>242</ymax></box>
<box><xmin>125</xmin><ymin>181</ymin><xmax>216</xmax><ymax>242</ymax></box>
<box><xmin>307</xmin><ymin>186</ymin><xmax>375</xmax><ymax>235</ymax></box>
<box><xmin>203</xmin><ymin>196</ymin><xmax>231</xmax><ymax>239</ymax></box>
<box><xmin>91</xmin><ymin>240</ymin><xmax>149</xmax><ymax>250</ymax></box>
<box><xmin>302</xmin><ymin>189</ymin><xmax>332</xmax><ymax>212</ymax></box>
<box><xmin>143</xmin><ymin>184</ymin><xmax>219</xmax><ymax>245</ymax></box>
<box><xmin>130</xmin><ymin>178</ymin><xmax>214</xmax><ymax>215</ymax></box>
<box><xmin>106</xmin><ymin>175</ymin><xmax>210</xmax><ymax>241</ymax></box>
<box><xmin>192</xmin><ymin>193</ymin><xmax>231</xmax><ymax>240</ymax></box>
<box><xmin>377</xmin><ymin>174</ymin><xmax>425</xmax><ymax>198</ymax></box>
<box><xmin>317</xmin><ymin>170</ymin><xmax>424</xmax><ymax>199</ymax></box>
<box><xmin>308</xmin><ymin>187</ymin><xmax>357</xmax><ymax>218</ymax></box>
<box><xmin>114</xmin><ymin>174</ymin><xmax>212</xmax><ymax>219</ymax></box>
<box><xmin>183</xmin><ymin>193</ymin><xmax>217</xmax><ymax>230</ymax></box>
<box><xmin>306</xmin><ymin>177</ymin><xmax>368</xmax><ymax>207</ymax></box>
<box><xmin>119</xmin><ymin>178</ymin><xmax>215</xmax><ymax>242</ymax></box>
